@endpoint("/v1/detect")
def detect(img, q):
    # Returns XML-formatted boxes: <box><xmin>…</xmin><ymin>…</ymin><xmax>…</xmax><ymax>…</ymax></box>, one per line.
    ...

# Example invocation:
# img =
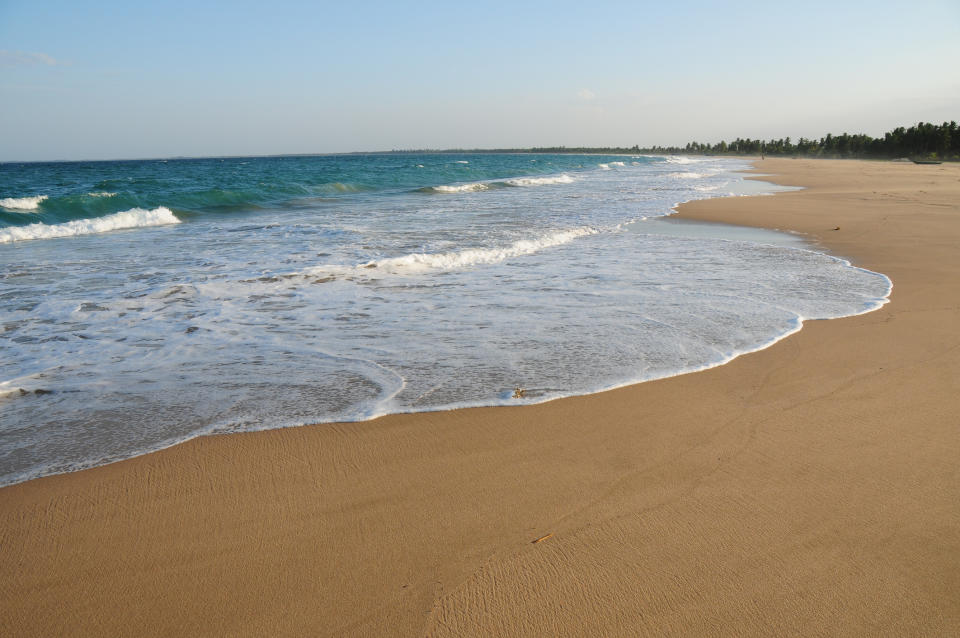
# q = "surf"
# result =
<box><xmin>0</xmin><ymin>206</ymin><xmax>180</xmax><ymax>243</ymax></box>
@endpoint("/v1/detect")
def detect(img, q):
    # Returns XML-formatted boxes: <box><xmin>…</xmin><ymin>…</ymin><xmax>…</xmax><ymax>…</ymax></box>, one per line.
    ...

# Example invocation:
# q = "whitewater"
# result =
<box><xmin>0</xmin><ymin>153</ymin><xmax>891</xmax><ymax>486</ymax></box>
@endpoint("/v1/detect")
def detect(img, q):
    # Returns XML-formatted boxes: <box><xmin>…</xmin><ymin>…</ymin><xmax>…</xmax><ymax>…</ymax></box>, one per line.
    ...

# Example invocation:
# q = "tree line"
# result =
<box><xmin>389</xmin><ymin>121</ymin><xmax>958</xmax><ymax>160</ymax></box>
<box><xmin>676</xmin><ymin>121</ymin><xmax>958</xmax><ymax>160</ymax></box>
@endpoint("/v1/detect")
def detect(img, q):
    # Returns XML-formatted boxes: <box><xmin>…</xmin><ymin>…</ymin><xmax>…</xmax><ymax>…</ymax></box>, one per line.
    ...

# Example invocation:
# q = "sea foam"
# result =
<box><xmin>598</xmin><ymin>161</ymin><xmax>627</xmax><ymax>170</ymax></box>
<box><xmin>345</xmin><ymin>227</ymin><xmax>598</xmax><ymax>274</ymax></box>
<box><xmin>430</xmin><ymin>182</ymin><xmax>491</xmax><ymax>193</ymax></box>
<box><xmin>668</xmin><ymin>172</ymin><xmax>714</xmax><ymax>179</ymax></box>
<box><xmin>0</xmin><ymin>195</ymin><xmax>48</xmax><ymax>210</ymax></box>
<box><xmin>425</xmin><ymin>173</ymin><xmax>575</xmax><ymax>193</ymax></box>
<box><xmin>0</xmin><ymin>207</ymin><xmax>180</xmax><ymax>243</ymax></box>
<box><xmin>505</xmin><ymin>174</ymin><xmax>575</xmax><ymax>186</ymax></box>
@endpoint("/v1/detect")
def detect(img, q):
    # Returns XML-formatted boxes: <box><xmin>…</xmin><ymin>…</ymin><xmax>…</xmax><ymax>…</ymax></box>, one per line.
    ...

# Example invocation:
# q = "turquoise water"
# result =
<box><xmin>0</xmin><ymin>154</ymin><xmax>890</xmax><ymax>485</ymax></box>
<box><xmin>1</xmin><ymin>154</ymin><xmax>614</xmax><ymax>229</ymax></box>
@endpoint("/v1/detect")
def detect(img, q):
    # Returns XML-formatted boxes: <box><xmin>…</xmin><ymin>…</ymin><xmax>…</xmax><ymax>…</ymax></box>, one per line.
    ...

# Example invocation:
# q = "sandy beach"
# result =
<box><xmin>2</xmin><ymin>158</ymin><xmax>958</xmax><ymax>636</ymax></box>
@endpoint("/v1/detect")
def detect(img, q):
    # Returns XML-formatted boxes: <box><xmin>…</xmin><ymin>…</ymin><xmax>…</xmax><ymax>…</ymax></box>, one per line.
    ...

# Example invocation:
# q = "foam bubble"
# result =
<box><xmin>0</xmin><ymin>195</ymin><xmax>48</xmax><ymax>210</ymax></box>
<box><xmin>0</xmin><ymin>207</ymin><xmax>180</xmax><ymax>243</ymax></box>
<box><xmin>88</xmin><ymin>191</ymin><xmax>117</xmax><ymax>198</ymax></box>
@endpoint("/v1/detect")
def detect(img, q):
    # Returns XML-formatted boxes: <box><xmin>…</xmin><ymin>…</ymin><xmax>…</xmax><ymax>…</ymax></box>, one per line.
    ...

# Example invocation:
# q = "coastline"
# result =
<box><xmin>3</xmin><ymin>158</ymin><xmax>958</xmax><ymax>636</ymax></box>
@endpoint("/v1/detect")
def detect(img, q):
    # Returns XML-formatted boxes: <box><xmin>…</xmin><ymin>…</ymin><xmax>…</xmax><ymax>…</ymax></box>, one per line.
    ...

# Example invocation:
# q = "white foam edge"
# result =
<box><xmin>363</xmin><ymin>255</ymin><xmax>892</xmax><ymax>416</ymax></box>
<box><xmin>0</xmin><ymin>352</ymin><xmax>409</xmax><ymax>488</ymax></box>
<box><xmin>0</xmin><ymin>257</ymin><xmax>890</xmax><ymax>489</ymax></box>
<box><xmin>312</xmin><ymin>262</ymin><xmax>892</xmax><ymax>426</ymax></box>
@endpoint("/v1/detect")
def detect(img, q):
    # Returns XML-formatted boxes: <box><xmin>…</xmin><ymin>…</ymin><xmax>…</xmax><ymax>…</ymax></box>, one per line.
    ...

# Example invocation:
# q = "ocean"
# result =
<box><xmin>0</xmin><ymin>153</ymin><xmax>891</xmax><ymax>486</ymax></box>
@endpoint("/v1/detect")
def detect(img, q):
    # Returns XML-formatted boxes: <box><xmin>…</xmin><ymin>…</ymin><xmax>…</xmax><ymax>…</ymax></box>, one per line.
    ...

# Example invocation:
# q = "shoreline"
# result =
<box><xmin>0</xmin><ymin>161</ymin><xmax>884</xmax><ymax>490</ymax></box>
<box><xmin>3</xmin><ymin>158</ymin><xmax>958</xmax><ymax>636</ymax></box>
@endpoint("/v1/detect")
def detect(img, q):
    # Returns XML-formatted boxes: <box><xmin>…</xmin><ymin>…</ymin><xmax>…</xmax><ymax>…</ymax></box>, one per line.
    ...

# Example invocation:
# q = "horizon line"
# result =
<box><xmin>0</xmin><ymin>147</ymin><xmax>678</xmax><ymax>165</ymax></box>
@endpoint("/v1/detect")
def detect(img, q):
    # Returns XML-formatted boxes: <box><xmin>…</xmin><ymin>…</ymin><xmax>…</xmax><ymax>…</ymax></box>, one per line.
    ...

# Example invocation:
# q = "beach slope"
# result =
<box><xmin>2</xmin><ymin>158</ymin><xmax>958</xmax><ymax>636</ymax></box>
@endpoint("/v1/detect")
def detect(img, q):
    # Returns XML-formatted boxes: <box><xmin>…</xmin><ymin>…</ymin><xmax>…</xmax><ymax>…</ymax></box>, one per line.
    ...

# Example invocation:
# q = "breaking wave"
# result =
<box><xmin>598</xmin><ymin>161</ymin><xmax>626</xmax><ymax>170</ymax></box>
<box><xmin>505</xmin><ymin>174</ymin><xmax>575</xmax><ymax>186</ymax></box>
<box><xmin>0</xmin><ymin>207</ymin><xmax>180</xmax><ymax>243</ymax></box>
<box><xmin>358</xmin><ymin>227</ymin><xmax>597</xmax><ymax>272</ymax></box>
<box><xmin>420</xmin><ymin>173</ymin><xmax>576</xmax><ymax>193</ymax></box>
<box><xmin>427</xmin><ymin>182</ymin><xmax>491</xmax><ymax>193</ymax></box>
<box><xmin>301</xmin><ymin>226</ymin><xmax>598</xmax><ymax>277</ymax></box>
<box><xmin>0</xmin><ymin>195</ymin><xmax>48</xmax><ymax>210</ymax></box>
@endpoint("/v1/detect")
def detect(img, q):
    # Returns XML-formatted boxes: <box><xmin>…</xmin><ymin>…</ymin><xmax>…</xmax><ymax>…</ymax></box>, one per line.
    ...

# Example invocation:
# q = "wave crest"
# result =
<box><xmin>598</xmin><ymin>162</ymin><xmax>626</xmax><ymax>170</ymax></box>
<box><xmin>0</xmin><ymin>195</ymin><xmax>48</xmax><ymax>210</ymax></box>
<box><xmin>0</xmin><ymin>207</ymin><xmax>180</xmax><ymax>243</ymax></box>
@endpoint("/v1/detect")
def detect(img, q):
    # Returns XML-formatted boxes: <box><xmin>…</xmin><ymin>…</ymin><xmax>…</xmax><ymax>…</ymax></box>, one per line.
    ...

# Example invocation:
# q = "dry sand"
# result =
<box><xmin>2</xmin><ymin>159</ymin><xmax>958</xmax><ymax>637</ymax></box>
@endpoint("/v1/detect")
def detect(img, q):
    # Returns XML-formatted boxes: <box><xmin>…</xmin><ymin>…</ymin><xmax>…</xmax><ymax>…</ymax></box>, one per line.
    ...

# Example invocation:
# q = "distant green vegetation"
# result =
<box><xmin>676</xmin><ymin>121</ymin><xmax>959</xmax><ymax>160</ymax></box>
<box><xmin>389</xmin><ymin>121</ymin><xmax>959</xmax><ymax>160</ymax></box>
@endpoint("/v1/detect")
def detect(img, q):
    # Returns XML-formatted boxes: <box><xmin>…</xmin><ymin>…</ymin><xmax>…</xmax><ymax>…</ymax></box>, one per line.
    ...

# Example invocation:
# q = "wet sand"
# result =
<box><xmin>2</xmin><ymin>158</ymin><xmax>959</xmax><ymax>636</ymax></box>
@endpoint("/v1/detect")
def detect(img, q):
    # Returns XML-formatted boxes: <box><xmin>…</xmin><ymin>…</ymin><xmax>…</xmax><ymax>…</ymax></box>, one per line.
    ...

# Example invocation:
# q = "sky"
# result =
<box><xmin>1</xmin><ymin>0</ymin><xmax>958</xmax><ymax>161</ymax></box>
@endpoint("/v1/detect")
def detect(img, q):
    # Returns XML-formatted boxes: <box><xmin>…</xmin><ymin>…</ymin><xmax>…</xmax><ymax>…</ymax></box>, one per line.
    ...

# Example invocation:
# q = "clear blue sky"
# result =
<box><xmin>1</xmin><ymin>0</ymin><xmax>958</xmax><ymax>161</ymax></box>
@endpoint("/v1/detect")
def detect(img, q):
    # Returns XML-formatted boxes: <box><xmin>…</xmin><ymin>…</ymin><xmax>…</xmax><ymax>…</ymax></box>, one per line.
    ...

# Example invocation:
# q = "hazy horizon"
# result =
<box><xmin>2</xmin><ymin>0</ymin><xmax>958</xmax><ymax>163</ymax></box>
